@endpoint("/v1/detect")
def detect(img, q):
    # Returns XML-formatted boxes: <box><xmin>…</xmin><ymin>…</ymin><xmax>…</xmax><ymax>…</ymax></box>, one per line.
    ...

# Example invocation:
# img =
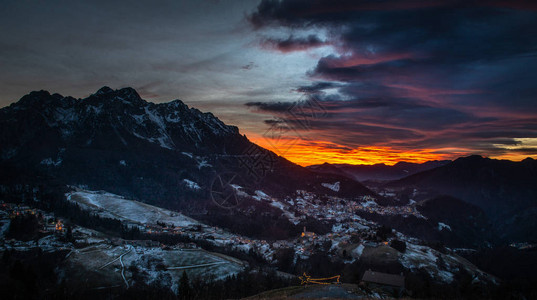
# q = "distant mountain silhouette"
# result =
<box><xmin>307</xmin><ymin>160</ymin><xmax>450</xmax><ymax>181</ymax></box>
<box><xmin>387</xmin><ymin>155</ymin><xmax>537</xmax><ymax>243</ymax></box>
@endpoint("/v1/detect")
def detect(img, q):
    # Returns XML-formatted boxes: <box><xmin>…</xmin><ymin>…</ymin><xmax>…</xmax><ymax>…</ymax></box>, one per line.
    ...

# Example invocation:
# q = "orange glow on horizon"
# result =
<box><xmin>248</xmin><ymin>134</ymin><xmax>466</xmax><ymax>166</ymax></box>
<box><xmin>490</xmin><ymin>152</ymin><xmax>537</xmax><ymax>162</ymax></box>
<box><xmin>245</xmin><ymin>132</ymin><xmax>536</xmax><ymax>167</ymax></box>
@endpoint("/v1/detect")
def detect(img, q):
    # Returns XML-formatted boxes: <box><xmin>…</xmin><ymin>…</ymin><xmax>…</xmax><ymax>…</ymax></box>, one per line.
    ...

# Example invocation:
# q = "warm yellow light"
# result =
<box><xmin>248</xmin><ymin>134</ymin><xmax>461</xmax><ymax>166</ymax></box>
<box><xmin>492</xmin><ymin>138</ymin><xmax>537</xmax><ymax>162</ymax></box>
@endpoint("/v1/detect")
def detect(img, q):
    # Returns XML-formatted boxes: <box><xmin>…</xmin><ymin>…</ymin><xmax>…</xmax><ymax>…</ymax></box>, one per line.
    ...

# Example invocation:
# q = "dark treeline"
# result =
<box><xmin>119</xmin><ymin>267</ymin><xmax>297</xmax><ymax>300</ymax></box>
<box><xmin>6</xmin><ymin>213</ymin><xmax>41</xmax><ymax>241</ymax></box>
<box><xmin>0</xmin><ymin>248</ymin><xmax>70</xmax><ymax>300</ymax></box>
<box><xmin>462</xmin><ymin>246</ymin><xmax>537</xmax><ymax>299</ymax></box>
<box><xmin>176</xmin><ymin>268</ymin><xmax>296</xmax><ymax>300</ymax></box>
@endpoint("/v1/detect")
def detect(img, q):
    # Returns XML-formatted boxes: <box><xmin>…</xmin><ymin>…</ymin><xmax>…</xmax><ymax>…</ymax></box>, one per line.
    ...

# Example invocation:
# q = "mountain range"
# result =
<box><xmin>0</xmin><ymin>87</ymin><xmax>374</xmax><ymax>239</ymax></box>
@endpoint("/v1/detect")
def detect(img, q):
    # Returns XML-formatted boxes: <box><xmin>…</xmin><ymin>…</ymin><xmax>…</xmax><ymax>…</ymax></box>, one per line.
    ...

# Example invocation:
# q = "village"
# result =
<box><xmin>0</xmin><ymin>185</ymin><xmax>427</xmax><ymax>264</ymax></box>
<box><xmin>0</xmin><ymin>187</ymin><xmax>404</xmax><ymax>263</ymax></box>
<box><xmin>286</xmin><ymin>190</ymin><xmax>426</xmax><ymax>223</ymax></box>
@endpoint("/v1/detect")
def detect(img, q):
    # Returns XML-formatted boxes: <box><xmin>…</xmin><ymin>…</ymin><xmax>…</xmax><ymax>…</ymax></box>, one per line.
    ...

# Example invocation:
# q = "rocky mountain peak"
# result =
<box><xmin>94</xmin><ymin>86</ymin><xmax>114</xmax><ymax>95</ymax></box>
<box><xmin>90</xmin><ymin>86</ymin><xmax>145</xmax><ymax>106</ymax></box>
<box><xmin>1</xmin><ymin>86</ymin><xmax>245</xmax><ymax>155</ymax></box>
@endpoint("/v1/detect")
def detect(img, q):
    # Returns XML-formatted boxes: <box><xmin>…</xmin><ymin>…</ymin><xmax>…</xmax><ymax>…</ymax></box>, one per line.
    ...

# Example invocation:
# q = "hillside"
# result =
<box><xmin>387</xmin><ymin>156</ymin><xmax>537</xmax><ymax>242</ymax></box>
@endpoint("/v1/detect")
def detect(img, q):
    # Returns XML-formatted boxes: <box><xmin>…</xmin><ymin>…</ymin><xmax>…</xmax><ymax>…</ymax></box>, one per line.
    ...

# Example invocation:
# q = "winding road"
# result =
<box><xmin>119</xmin><ymin>245</ymin><xmax>131</xmax><ymax>288</ymax></box>
<box><xmin>97</xmin><ymin>244</ymin><xmax>132</xmax><ymax>288</ymax></box>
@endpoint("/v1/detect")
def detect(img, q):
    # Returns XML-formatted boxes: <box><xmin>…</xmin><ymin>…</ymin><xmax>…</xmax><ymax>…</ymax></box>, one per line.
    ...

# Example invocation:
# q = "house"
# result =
<box><xmin>301</xmin><ymin>226</ymin><xmax>315</xmax><ymax>238</ymax></box>
<box><xmin>361</xmin><ymin>269</ymin><xmax>405</xmax><ymax>296</ymax></box>
<box><xmin>55</xmin><ymin>220</ymin><xmax>64</xmax><ymax>232</ymax></box>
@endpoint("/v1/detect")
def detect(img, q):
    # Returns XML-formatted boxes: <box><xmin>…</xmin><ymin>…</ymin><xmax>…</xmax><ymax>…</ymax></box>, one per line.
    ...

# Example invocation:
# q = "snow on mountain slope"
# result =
<box><xmin>0</xmin><ymin>86</ymin><xmax>241</xmax><ymax>156</ymax></box>
<box><xmin>400</xmin><ymin>242</ymin><xmax>497</xmax><ymax>284</ymax></box>
<box><xmin>321</xmin><ymin>181</ymin><xmax>340</xmax><ymax>192</ymax></box>
<box><xmin>67</xmin><ymin>188</ymin><xmax>198</xmax><ymax>227</ymax></box>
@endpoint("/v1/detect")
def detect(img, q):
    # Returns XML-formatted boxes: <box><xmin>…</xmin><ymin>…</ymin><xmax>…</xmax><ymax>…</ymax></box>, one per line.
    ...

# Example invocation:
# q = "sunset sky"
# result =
<box><xmin>1</xmin><ymin>0</ymin><xmax>536</xmax><ymax>166</ymax></box>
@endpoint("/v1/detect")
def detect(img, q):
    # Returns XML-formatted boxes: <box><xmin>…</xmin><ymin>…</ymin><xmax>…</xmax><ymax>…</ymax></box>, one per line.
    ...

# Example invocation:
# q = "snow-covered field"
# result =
<box><xmin>65</xmin><ymin>243</ymin><xmax>245</xmax><ymax>290</ymax></box>
<box><xmin>67</xmin><ymin>189</ymin><xmax>198</xmax><ymax>227</ymax></box>
<box><xmin>400</xmin><ymin>242</ymin><xmax>496</xmax><ymax>284</ymax></box>
<box><xmin>321</xmin><ymin>181</ymin><xmax>340</xmax><ymax>192</ymax></box>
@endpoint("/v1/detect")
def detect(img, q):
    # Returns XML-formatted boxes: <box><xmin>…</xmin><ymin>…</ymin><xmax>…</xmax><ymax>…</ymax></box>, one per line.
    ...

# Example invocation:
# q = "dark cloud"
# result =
<box><xmin>245</xmin><ymin>101</ymin><xmax>295</xmax><ymax>112</ymax></box>
<box><xmin>295</xmin><ymin>81</ymin><xmax>341</xmax><ymax>94</ymax></box>
<box><xmin>249</xmin><ymin>0</ymin><xmax>460</xmax><ymax>28</ymax></box>
<box><xmin>241</xmin><ymin>62</ymin><xmax>257</xmax><ymax>70</ymax></box>
<box><xmin>248</xmin><ymin>0</ymin><xmax>537</xmax><ymax>159</ymax></box>
<box><xmin>249</xmin><ymin>0</ymin><xmax>537</xmax><ymax>28</ymax></box>
<box><xmin>264</xmin><ymin>119</ymin><xmax>285</xmax><ymax>125</ymax></box>
<box><xmin>261</xmin><ymin>34</ymin><xmax>327</xmax><ymax>52</ymax></box>
<box><xmin>509</xmin><ymin>148</ymin><xmax>537</xmax><ymax>154</ymax></box>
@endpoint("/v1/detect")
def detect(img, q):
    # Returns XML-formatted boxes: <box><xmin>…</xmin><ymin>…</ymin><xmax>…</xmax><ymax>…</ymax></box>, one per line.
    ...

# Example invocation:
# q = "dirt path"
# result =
<box><xmin>119</xmin><ymin>245</ymin><xmax>131</xmax><ymax>288</ymax></box>
<box><xmin>98</xmin><ymin>245</ymin><xmax>132</xmax><ymax>269</ymax></box>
